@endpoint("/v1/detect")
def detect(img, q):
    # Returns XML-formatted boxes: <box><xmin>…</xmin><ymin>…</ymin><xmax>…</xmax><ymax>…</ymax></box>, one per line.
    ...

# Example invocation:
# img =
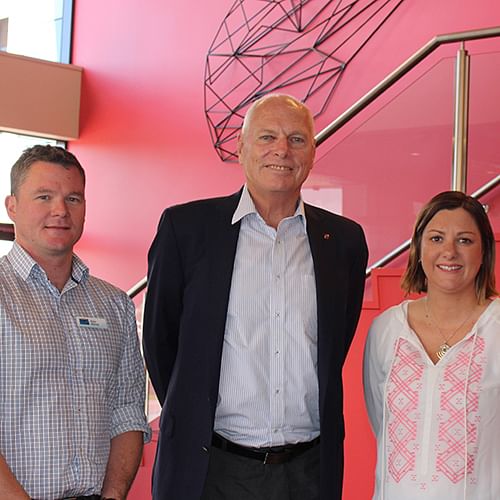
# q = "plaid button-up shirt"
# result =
<box><xmin>0</xmin><ymin>243</ymin><xmax>150</xmax><ymax>499</ymax></box>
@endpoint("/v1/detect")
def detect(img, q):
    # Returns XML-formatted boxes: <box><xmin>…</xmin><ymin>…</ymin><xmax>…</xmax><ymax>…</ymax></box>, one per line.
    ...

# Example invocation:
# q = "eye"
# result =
<box><xmin>290</xmin><ymin>136</ymin><xmax>305</xmax><ymax>144</ymax></box>
<box><xmin>458</xmin><ymin>237</ymin><xmax>473</xmax><ymax>244</ymax></box>
<box><xmin>429</xmin><ymin>235</ymin><xmax>442</xmax><ymax>242</ymax></box>
<box><xmin>36</xmin><ymin>194</ymin><xmax>50</xmax><ymax>201</ymax></box>
<box><xmin>259</xmin><ymin>134</ymin><xmax>274</xmax><ymax>142</ymax></box>
<box><xmin>67</xmin><ymin>196</ymin><xmax>82</xmax><ymax>204</ymax></box>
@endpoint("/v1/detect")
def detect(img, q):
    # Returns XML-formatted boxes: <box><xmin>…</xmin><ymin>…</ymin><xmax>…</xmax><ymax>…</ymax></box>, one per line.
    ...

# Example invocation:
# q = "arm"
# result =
<box><xmin>100</xmin><ymin>431</ymin><xmax>143</xmax><ymax>500</ymax></box>
<box><xmin>143</xmin><ymin>209</ymin><xmax>184</xmax><ymax>405</ymax></box>
<box><xmin>0</xmin><ymin>454</ymin><xmax>30</xmax><ymax>499</ymax></box>
<box><xmin>102</xmin><ymin>293</ymin><xmax>150</xmax><ymax>499</ymax></box>
<box><xmin>363</xmin><ymin>315</ymin><xmax>388</xmax><ymax>437</ymax></box>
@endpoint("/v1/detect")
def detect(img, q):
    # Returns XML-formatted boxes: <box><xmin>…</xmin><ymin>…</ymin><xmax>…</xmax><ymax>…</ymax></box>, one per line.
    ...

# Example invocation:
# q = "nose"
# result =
<box><xmin>273</xmin><ymin>136</ymin><xmax>289</xmax><ymax>158</ymax></box>
<box><xmin>51</xmin><ymin>198</ymin><xmax>69</xmax><ymax>217</ymax></box>
<box><xmin>442</xmin><ymin>239</ymin><xmax>457</xmax><ymax>258</ymax></box>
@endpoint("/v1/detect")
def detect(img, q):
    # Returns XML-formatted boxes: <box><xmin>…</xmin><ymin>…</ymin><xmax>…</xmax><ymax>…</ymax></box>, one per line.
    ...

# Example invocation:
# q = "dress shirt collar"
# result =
<box><xmin>232</xmin><ymin>184</ymin><xmax>307</xmax><ymax>232</ymax></box>
<box><xmin>7</xmin><ymin>241</ymin><xmax>89</xmax><ymax>285</ymax></box>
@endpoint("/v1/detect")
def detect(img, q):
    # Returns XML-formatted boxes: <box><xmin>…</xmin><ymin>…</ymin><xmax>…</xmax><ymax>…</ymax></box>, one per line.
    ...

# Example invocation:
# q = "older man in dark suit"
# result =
<box><xmin>143</xmin><ymin>94</ymin><xmax>368</xmax><ymax>500</ymax></box>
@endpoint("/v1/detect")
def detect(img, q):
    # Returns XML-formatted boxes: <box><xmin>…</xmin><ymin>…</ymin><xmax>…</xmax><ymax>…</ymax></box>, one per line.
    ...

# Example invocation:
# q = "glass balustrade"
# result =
<box><xmin>302</xmin><ymin>37</ymin><xmax>500</xmax><ymax>289</ymax></box>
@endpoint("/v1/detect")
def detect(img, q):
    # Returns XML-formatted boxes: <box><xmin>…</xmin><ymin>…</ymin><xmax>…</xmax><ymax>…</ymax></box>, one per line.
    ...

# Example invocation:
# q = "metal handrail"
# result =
<box><xmin>314</xmin><ymin>26</ymin><xmax>500</xmax><ymax>146</ymax></box>
<box><xmin>127</xmin><ymin>276</ymin><xmax>147</xmax><ymax>298</ymax></box>
<box><xmin>365</xmin><ymin>174</ymin><xmax>500</xmax><ymax>277</ymax></box>
<box><xmin>128</xmin><ymin>27</ymin><xmax>500</xmax><ymax>298</ymax></box>
<box><xmin>0</xmin><ymin>223</ymin><xmax>15</xmax><ymax>241</ymax></box>
<box><xmin>128</xmin><ymin>174</ymin><xmax>499</xmax><ymax>297</ymax></box>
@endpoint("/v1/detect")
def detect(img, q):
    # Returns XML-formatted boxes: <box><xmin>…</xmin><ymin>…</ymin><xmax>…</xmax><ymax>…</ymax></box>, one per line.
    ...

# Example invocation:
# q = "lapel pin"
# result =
<box><xmin>323</xmin><ymin>233</ymin><xmax>331</xmax><ymax>240</ymax></box>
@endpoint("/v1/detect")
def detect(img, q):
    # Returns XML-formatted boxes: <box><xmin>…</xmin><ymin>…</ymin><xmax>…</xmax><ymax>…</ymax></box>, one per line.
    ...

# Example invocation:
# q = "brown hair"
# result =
<box><xmin>401</xmin><ymin>190</ymin><xmax>497</xmax><ymax>300</ymax></box>
<box><xmin>11</xmin><ymin>145</ymin><xmax>85</xmax><ymax>195</ymax></box>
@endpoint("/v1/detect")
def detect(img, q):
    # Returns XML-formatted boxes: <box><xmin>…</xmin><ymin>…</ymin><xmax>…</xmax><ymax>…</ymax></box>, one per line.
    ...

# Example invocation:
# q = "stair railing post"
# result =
<box><xmin>451</xmin><ymin>42</ymin><xmax>470</xmax><ymax>192</ymax></box>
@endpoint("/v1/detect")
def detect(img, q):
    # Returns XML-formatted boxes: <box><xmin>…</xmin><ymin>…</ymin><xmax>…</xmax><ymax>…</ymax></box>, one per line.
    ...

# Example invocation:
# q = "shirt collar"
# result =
<box><xmin>7</xmin><ymin>241</ymin><xmax>89</xmax><ymax>284</ymax></box>
<box><xmin>232</xmin><ymin>185</ymin><xmax>307</xmax><ymax>232</ymax></box>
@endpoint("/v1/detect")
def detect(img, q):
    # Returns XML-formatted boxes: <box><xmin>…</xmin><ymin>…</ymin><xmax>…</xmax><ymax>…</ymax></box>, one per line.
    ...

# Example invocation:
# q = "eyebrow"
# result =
<box><xmin>426</xmin><ymin>228</ymin><xmax>477</xmax><ymax>235</ymax></box>
<box><xmin>33</xmin><ymin>187</ymin><xmax>84</xmax><ymax>197</ymax></box>
<box><xmin>256</xmin><ymin>128</ymin><xmax>307</xmax><ymax>135</ymax></box>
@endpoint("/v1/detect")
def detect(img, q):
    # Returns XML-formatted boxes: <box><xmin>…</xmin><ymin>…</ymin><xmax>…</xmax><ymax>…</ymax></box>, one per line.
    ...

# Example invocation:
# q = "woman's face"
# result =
<box><xmin>420</xmin><ymin>207</ymin><xmax>483</xmax><ymax>297</ymax></box>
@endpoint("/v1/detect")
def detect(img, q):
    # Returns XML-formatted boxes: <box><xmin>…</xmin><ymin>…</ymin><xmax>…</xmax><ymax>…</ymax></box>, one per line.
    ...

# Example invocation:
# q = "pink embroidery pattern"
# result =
<box><xmin>436</xmin><ymin>337</ymin><xmax>485</xmax><ymax>483</ymax></box>
<box><xmin>386</xmin><ymin>338</ymin><xmax>425</xmax><ymax>482</ymax></box>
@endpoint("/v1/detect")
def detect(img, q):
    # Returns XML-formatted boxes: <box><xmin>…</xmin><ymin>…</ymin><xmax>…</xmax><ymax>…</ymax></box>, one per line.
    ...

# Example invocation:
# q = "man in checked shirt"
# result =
<box><xmin>0</xmin><ymin>145</ymin><xmax>150</xmax><ymax>500</ymax></box>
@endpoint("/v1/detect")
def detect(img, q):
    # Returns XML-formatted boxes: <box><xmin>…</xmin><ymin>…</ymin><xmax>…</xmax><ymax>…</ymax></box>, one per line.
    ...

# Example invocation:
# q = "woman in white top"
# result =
<box><xmin>363</xmin><ymin>191</ymin><xmax>499</xmax><ymax>500</ymax></box>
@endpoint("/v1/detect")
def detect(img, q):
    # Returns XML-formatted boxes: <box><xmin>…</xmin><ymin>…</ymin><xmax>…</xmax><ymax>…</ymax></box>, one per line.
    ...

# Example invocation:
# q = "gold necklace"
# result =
<box><xmin>424</xmin><ymin>298</ymin><xmax>476</xmax><ymax>360</ymax></box>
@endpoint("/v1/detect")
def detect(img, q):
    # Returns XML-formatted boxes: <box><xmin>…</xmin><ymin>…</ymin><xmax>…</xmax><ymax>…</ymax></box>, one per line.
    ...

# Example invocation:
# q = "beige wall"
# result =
<box><xmin>0</xmin><ymin>51</ymin><xmax>82</xmax><ymax>140</ymax></box>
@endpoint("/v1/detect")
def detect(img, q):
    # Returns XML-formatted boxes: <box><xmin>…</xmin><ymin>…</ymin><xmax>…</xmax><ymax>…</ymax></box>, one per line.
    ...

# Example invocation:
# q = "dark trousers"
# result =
<box><xmin>201</xmin><ymin>442</ymin><xmax>320</xmax><ymax>500</ymax></box>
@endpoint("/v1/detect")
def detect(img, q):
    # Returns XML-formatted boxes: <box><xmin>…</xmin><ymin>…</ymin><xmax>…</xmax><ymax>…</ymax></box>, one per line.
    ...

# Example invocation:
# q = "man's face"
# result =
<box><xmin>238</xmin><ymin>97</ymin><xmax>316</xmax><ymax>203</ymax></box>
<box><xmin>5</xmin><ymin>161</ymin><xmax>85</xmax><ymax>262</ymax></box>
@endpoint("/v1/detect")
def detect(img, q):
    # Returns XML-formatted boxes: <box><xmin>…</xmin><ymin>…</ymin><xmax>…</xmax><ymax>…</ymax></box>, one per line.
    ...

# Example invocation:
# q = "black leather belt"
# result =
<box><xmin>61</xmin><ymin>496</ymin><xmax>101</xmax><ymax>500</ymax></box>
<box><xmin>212</xmin><ymin>433</ymin><xmax>320</xmax><ymax>465</ymax></box>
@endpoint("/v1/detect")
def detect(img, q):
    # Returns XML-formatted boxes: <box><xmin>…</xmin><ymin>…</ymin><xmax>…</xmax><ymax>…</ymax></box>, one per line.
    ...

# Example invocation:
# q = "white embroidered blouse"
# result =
<box><xmin>363</xmin><ymin>298</ymin><xmax>500</xmax><ymax>500</ymax></box>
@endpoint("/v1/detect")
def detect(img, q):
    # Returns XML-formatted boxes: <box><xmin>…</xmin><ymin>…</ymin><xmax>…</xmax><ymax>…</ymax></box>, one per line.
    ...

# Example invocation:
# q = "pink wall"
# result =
<box><xmin>69</xmin><ymin>1</ymin><xmax>500</xmax><ymax>498</ymax></box>
<box><xmin>70</xmin><ymin>0</ymin><xmax>500</xmax><ymax>290</ymax></box>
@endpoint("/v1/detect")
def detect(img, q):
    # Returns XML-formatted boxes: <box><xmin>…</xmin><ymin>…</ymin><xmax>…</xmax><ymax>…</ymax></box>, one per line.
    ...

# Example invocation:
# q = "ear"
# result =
<box><xmin>5</xmin><ymin>195</ymin><xmax>17</xmax><ymax>222</ymax></box>
<box><xmin>236</xmin><ymin>131</ymin><xmax>244</xmax><ymax>160</ymax></box>
<box><xmin>310</xmin><ymin>141</ymin><xmax>316</xmax><ymax>170</ymax></box>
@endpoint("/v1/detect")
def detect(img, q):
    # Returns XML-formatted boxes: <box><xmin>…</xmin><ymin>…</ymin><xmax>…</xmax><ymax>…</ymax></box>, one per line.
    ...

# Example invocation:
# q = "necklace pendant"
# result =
<box><xmin>437</xmin><ymin>343</ymin><xmax>451</xmax><ymax>360</ymax></box>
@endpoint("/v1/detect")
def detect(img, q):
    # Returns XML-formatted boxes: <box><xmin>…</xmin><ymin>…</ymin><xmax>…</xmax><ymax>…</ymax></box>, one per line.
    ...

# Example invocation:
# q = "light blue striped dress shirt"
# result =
<box><xmin>214</xmin><ymin>186</ymin><xmax>320</xmax><ymax>448</ymax></box>
<box><xmin>0</xmin><ymin>243</ymin><xmax>150</xmax><ymax>499</ymax></box>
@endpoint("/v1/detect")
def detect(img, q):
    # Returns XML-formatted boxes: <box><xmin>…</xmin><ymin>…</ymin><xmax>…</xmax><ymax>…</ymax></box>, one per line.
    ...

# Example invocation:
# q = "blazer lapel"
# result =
<box><xmin>204</xmin><ymin>191</ymin><xmax>242</xmax><ymax>393</ymax></box>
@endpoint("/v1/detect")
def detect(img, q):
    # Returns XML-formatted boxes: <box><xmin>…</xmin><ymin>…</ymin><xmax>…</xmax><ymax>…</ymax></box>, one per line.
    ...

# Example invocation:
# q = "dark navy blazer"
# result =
<box><xmin>143</xmin><ymin>190</ymin><xmax>368</xmax><ymax>500</ymax></box>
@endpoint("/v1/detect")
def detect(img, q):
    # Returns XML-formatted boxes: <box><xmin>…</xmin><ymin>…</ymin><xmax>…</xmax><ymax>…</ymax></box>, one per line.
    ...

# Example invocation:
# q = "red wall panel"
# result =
<box><xmin>69</xmin><ymin>1</ymin><xmax>500</xmax><ymax>498</ymax></box>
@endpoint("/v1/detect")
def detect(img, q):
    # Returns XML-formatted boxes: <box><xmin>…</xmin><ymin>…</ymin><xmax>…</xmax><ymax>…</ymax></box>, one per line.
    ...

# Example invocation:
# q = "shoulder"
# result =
<box><xmin>369</xmin><ymin>301</ymin><xmax>409</xmax><ymax>340</ymax></box>
<box><xmin>162</xmin><ymin>191</ymin><xmax>241</xmax><ymax>221</ymax></box>
<box><xmin>0</xmin><ymin>255</ymin><xmax>11</xmax><ymax>275</ymax></box>
<box><xmin>304</xmin><ymin>203</ymin><xmax>365</xmax><ymax>237</ymax></box>
<box><xmin>479</xmin><ymin>297</ymin><xmax>500</xmax><ymax>328</ymax></box>
<box><xmin>151</xmin><ymin>191</ymin><xmax>242</xmax><ymax>248</ymax></box>
<box><xmin>84</xmin><ymin>275</ymin><xmax>133</xmax><ymax>308</ymax></box>
<box><xmin>304</xmin><ymin>203</ymin><xmax>361</xmax><ymax>227</ymax></box>
<box><xmin>364</xmin><ymin>303</ymin><xmax>410</xmax><ymax>368</ymax></box>
<box><xmin>487</xmin><ymin>297</ymin><xmax>500</xmax><ymax>315</ymax></box>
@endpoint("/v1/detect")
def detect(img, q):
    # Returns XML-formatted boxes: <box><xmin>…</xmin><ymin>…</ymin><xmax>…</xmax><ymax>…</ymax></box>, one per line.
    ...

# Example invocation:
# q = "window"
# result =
<box><xmin>0</xmin><ymin>18</ymin><xmax>7</xmax><ymax>52</ymax></box>
<box><xmin>0</xmin><ymin>0</ymin><xmax>73</xmax><ymax>63</ymax></box>
<box><xmin>0</xmin><ymin>1</ymin><xmax>73</xmax><ymax>254</ymax></box>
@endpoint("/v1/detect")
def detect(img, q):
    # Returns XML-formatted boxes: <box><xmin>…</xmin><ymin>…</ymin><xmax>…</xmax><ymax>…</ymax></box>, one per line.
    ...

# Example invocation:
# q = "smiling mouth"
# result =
<box><xmin>437</xmin><ymin>264</ymin><xmax>462</xmax><ymax>271</ymax></box>
<box><xmin>266</xmin><ymin>164</ymin><xmax>292</xmax><ymax>171</ymax></box>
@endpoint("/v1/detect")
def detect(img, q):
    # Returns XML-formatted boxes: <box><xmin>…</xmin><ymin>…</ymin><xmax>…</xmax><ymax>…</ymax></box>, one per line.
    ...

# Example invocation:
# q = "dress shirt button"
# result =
<box><xmin>202</xmin><ymin>446</ymin><xmax>209</xmax><ymax>453</ymax></box>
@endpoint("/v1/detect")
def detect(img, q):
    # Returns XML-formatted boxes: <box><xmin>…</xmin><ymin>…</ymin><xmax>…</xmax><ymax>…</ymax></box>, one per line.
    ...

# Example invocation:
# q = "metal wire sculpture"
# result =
<box><xmin>204</xmin><ymin>0</ymin><xmax>406</xmax><ymax>162</ymax></box>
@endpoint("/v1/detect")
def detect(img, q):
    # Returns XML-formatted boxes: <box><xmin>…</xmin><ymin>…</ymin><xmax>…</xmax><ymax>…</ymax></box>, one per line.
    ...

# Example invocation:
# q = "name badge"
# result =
<box><xmin>76</xmin><ymin>317</ymin><xmax>108</xmax><ymax>329</ymax></box>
